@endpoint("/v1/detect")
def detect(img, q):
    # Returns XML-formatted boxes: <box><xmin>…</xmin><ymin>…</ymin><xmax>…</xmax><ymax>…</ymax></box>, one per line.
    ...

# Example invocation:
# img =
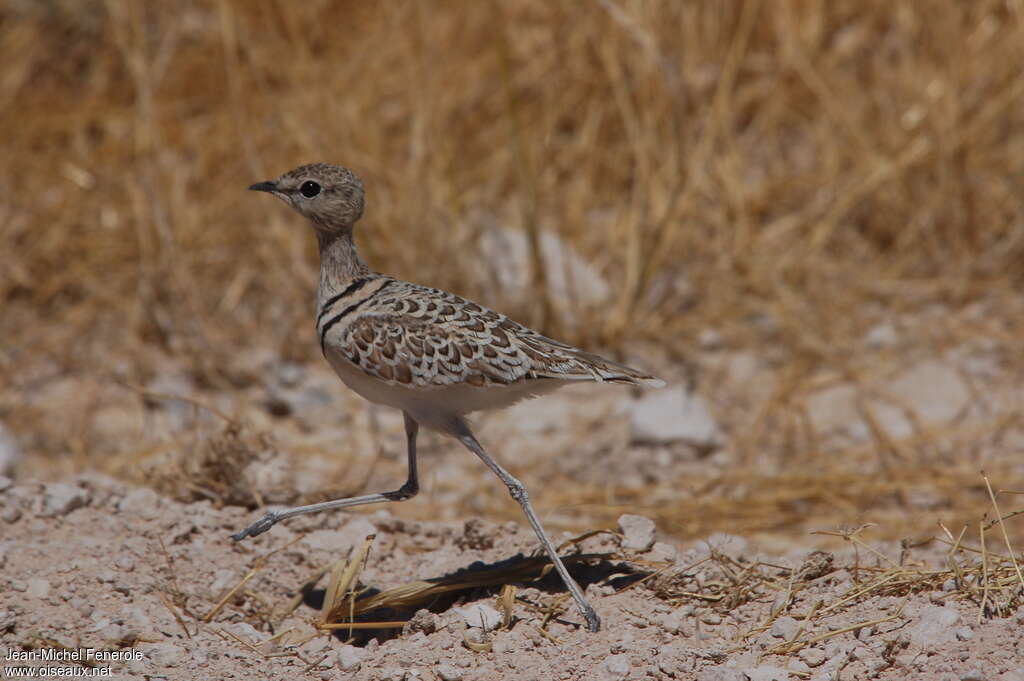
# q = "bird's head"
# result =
<box><xmin>249</xmin><ymin>163</ymin><xmax>365</xmax><ymax>232</ymax></box>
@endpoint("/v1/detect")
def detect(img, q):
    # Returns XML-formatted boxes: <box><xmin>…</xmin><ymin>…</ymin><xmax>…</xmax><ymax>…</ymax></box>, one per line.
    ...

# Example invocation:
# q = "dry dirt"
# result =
<box><xmin>2</xmin><ymin>471</ymin><xmax>1023</xmax><ymax>681</ymax></box>
<box><xmin>4</xmin><ymin>315</ymin><xmax>1024</xmax><ymax>680</ymax></box>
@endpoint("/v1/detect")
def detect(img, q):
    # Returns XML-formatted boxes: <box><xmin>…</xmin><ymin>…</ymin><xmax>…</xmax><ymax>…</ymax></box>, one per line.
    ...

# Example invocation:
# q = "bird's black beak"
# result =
<box><xmin>248</xmin><ymin>181</ymin><xmax>278</xmax><ymax>193</ymax></box>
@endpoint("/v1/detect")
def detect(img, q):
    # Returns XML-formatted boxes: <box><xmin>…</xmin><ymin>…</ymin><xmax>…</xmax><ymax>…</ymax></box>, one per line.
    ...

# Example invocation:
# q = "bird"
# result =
<box><xmin>234</xmin><ymin>163</ymin><xmax>664</xmax><ymax>633</ymax></box>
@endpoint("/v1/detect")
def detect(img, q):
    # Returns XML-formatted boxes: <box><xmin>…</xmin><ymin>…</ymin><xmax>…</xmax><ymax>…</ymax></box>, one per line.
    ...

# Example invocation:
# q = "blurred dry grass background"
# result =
<box><xmin>3</xmin><ymin>0</ymin><xmax>1024</xmax><ymax>543</ymax></box>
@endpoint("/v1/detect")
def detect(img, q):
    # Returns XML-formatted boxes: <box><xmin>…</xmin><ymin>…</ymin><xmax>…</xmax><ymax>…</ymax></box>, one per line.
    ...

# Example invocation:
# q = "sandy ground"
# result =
<box><xmin>2</xmin><ymin>472</ymin><xmax>1023</xmax><ymax>680</ymax></box>
<box><xmin>2</xmin><ymin>298</ymin><xmax>1022</xmax><ymax>681</ymax></box>
<box><xmin>4</xmin><ymin>306</ymin><xmax>1024</xmax><ymax>679</ymax></box>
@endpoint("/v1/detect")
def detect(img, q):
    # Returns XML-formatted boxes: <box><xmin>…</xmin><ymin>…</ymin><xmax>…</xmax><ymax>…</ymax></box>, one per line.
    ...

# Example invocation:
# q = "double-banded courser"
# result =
<box><xmin>235</xmin><ymin>163</ymin><xmax>663</xmax><ymax>632</ymax></box>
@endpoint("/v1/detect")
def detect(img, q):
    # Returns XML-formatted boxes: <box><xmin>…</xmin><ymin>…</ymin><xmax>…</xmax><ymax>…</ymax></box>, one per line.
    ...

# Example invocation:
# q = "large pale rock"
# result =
<box><xmin>630</xmin><ymin>388</ymin><xmax>721</xmax><ymax>448</ymax></box>
<box><xmin>806</xmin><ymin>361</ymin><xmax>970</xmax><ymax>440</ymax></box>
<box><xmin>476</xmin><ymin>227</ymin><xmax>610</xmax><ymax>309</ymax></box>
<box><xmin>886</xmin><ymin>361</ymin><xmax>970</xmax><ymax>426</ymax></box>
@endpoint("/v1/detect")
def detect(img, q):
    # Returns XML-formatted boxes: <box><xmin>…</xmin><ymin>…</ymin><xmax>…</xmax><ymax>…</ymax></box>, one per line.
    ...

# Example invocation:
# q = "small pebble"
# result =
<box><xmin>402</xmin><ymin>608</ymin><xmax>437</xmax><ymax>635</ymax></box>
<box><xmin>799</xmin><ymin>647</ymin><xmax>826</xmax><ymax>668</ymax></box>
<box><xmin>38</xmin><ymin>484</ymin><xmax>89</xmax><ymax>518</ymax></box>
<box><xmin>647</xmin><ymin>541</ymin><xmax>678</xmax><ymax>562</ymax></box>
<box><xmin>660</xmin><ymin>608</ymin><xmax>688</xmax><ymax>634</ymax></box>
<box><xmin>437</xmin><ymin>663</ymin><xmax>462</xmax><ymax>681</ymax></box>
<box><xmin>336</xmin><ymin>645</ymin><xmax>363</xmax><ymax>672</ymax></box>
<box><xmin>618</xmin><ymin>514</ymin><xmax>657</xmax><ymax>551</ymax></box>
<box><xmin>379</xmin><ymin>667</ymin><xmax>406</xmax><ymax>681</ymax></box>
<box><xmin>455</xmin><ymin>603</ymin><xmax>502</xmax><ymax>630</ymax></box>
<box><xmin>2</xmin><ymin>505</ymin><xmax>21</xmax><ymax>523</ymax></box>
<box><xmin>603</xmin><ymin>654</ymin><xmax>630</xmax><ymax>678</ymax></box>
<box><xmin>26</xmin><ymin>578</ymin><xmax>51</xmax><ymax>599</ymax></box>
<box><xmin>146</xmin><ymin>642</ymin><xmax>185</xmax><ymax>667</ymax></box>
<box><xmin>117</xmin><ymin>488</ymin><xmax>161</xmax><ymax>520</ymax></box>
<box><xmin>769</xmin><ymin>616</ymin><xmax>798</xmax><ymax>640</ymax></box>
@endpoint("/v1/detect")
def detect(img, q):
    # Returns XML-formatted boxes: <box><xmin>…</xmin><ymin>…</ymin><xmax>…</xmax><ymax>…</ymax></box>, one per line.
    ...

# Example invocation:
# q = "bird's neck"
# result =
<box><xmin>316</xmin><ymin>228</ymin><xmax>373</xmax><ymax>298</ymax></box>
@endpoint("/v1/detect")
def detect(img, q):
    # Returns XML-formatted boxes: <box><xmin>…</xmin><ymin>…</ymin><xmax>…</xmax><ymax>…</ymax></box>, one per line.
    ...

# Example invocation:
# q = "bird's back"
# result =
<box><xmin>316</xmin><ymin>275</ymin><xmax>662</xmax><ymax>425</ymax></box>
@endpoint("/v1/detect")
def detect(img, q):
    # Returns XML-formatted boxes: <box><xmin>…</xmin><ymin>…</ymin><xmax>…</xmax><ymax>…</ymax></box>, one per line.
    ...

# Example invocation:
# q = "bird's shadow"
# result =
<box><xmin>298</xmin><ymin>552</ymin><xmax>645</xmax><ymax>645</ymax></box>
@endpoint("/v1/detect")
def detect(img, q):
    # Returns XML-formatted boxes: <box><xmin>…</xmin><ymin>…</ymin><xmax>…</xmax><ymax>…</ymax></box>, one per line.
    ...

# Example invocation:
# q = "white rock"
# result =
<box><xmin>38</xmin><ymin>484</ymin><xmax>89</xmax><ymax>517</ymax></box>
<box><xmin>336</xmin><ymin>645</ymin><xmax>364</xmax><ymax>672</ymax></box>
<box><xmin>476</xmin><ymin>227</ymin><xmax>611</xmax><ymax>310</ymax></box>
<box><xmin>26</xmin><ymin>578</ymin><xmax>51</xmax><ymax>599</ymax></box>
<box><xmin>648</xmin><ymin>541</ymin><xmax>678</xmax><ymax>562</ymax></box>
<box><xmin>799</xmin><ymin>647</ymin><xmax>827</xmax><ymax>667</ymax></box>
<box><xmin>603</xmin><ymin>654</ymin><xmax>630</xmax><ymax>678</ymax></box>
<box><xmin>437</xmin><ymin>664</ymin><xmax>462</xmax><ymax>681</ymax></box>
<box><xmin>907</xmin><ymin>605</ymin><xmax>959</xmax><ymax>649</ymax></box>
<box><xmin>887</xmin><ymin>361</ymin><xmax>970</xmax><ymax>426</ymax></box>
<box><xmin>864</xmin><ymin>323</ymin><xmax>898</xmax><ymax>348</ymax></box>
<box><xmin>117</xmin><ymin>487</ymin><xmax>160</xmax><ymax>520</ymax></box>
<box><xmin>0</xmin><ymin>423</ymin><xmax>22</xmax><ymax>475</ymax></box>
<box><xmin>805</xmin><ymin>384</ymin><xmax>860</xmax><ymax>437</ymax></box>
<box><xmin>618</xmin><ymin>514</ymin><xmax>656</xmax><ymax>551</ymax></box>
<box><xmin>146</xmin><ymin>642</ymin><xmax>186</xmax><ymax>667</ymax></box>
<box><xmin>455</xmin><ymin>603</ymin><xmax>502</xmax><ymax>631</ymax></box>
<box><xmin>630</xmin><ymin>388</ymin><xmax>721</xmax><ymax>447</ymax></box>
<box><xmin>769</xmin><ymin>616</ymin><xmax>799</xmax><ymax>640</ymax></box>
<box><xmin>0</xmin><ymin>476</ymin><xmax>12</xmax><ymax>492</ymax></box>
<box><xmin>660</xmin><ymin>607</ymin><xmax>689</xmax><ymax>635</ymax></box>
<box><xmin>225</xmin><ymin>621</ymin><xmax>263</xmax><ymax>645</ymax></box>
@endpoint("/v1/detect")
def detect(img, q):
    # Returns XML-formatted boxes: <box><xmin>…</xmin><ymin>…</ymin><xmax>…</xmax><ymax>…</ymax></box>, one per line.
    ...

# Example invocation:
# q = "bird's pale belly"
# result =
<box><xmin>323</xmin><ymin>347</ymin><xmax>564</xmax><ymax>430</ymax></box>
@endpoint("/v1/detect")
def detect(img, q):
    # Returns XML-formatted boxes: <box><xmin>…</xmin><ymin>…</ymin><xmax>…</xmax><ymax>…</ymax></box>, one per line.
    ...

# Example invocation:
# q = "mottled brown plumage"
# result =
<box><xmin>237</xmin><ymin>163</ymin><xmax>664</xmax><ymax>633</ymax></box>
<box><xmin>326</xmin><ymin>277</ymin><xmax>663</xmax><ymax>391</ymax></box>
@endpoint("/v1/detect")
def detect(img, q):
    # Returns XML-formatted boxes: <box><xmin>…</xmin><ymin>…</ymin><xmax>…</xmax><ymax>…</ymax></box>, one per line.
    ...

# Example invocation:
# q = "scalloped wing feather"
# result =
<box><xmin>333</xmin><ymin>282</ymin><xmax>664</xmax><ymax>390</ymax></box>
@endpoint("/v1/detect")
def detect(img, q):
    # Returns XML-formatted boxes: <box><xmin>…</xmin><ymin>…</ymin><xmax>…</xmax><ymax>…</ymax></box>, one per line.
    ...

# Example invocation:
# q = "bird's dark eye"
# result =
<box><xmin>299</xmin><ymin>181</ymin><xmax>321</xmax><ymax>198</ymax></box>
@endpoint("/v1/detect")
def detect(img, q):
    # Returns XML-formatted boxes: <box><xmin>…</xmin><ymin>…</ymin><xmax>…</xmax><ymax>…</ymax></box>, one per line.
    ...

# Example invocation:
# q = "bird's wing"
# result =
<box><xmin>332</xmin><ymin>282</ymin><xmax>663</xmax><ymax>389</ymax></box>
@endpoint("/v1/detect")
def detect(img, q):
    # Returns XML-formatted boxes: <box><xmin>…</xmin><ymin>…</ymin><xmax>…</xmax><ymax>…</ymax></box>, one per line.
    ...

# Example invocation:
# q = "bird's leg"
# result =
<box><xmin>231</xmin><ymin>413</ymin><xmax>420</xmax><ymax>541</ymax></box>
<box><xmin>455</xmin><ymin>426</ymin><xmax>601</xmax><ymax>633</ymax></box>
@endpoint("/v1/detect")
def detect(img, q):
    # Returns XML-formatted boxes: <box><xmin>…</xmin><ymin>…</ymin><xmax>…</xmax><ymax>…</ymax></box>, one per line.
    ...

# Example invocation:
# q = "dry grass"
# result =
<box><xmin>3</xmin><ymin>1</ymin><xmax>1024</xmax><ymax>541</ymax></box>
<box><xmin>5</xmin><ymin>1</ymin><xmax>1024</xmax><ymax>369</ymax></box>
<box><xmin>183</xmin><ymin>480</ymin><xmax>1023</xmax><ymax>655</ymax></box>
